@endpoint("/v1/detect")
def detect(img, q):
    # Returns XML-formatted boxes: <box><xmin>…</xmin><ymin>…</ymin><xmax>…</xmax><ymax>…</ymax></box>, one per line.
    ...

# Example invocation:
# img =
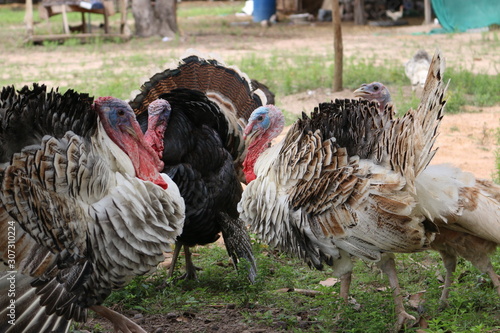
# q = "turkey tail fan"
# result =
<box><xmin>129</xmin><ymin>52</ymin><xmax>268</xmax><ymax>164</ymax></box>
<box><xmin>251</xmin><ymin>79</ymin><xmax>275</xmax><ymax>105</ymax></box>
<box><xmin>129</xmin><ymin>52</ymin><xmax>267</xmax><ymax>120</ymax></box>
<box><xmin>0</xmin><ymin>84</ymin><xmax>96</xmax><ymax>163</ymax></box>
<box><xmin>377</xmin><ymin>49</ymin><xmax>447</xmax><ymax>190</ymax></box>
<box><xmin>218</xmin><ymin>213</ymin><xmax>257</xmax><ymax>283</ymax></box>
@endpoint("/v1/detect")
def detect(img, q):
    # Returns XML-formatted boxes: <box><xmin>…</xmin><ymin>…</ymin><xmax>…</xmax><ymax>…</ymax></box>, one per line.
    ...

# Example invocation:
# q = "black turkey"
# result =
<box><xmin>129</xmin><ymin>53</ymin><xmax>268</xmax><ymax>281</ymax></box>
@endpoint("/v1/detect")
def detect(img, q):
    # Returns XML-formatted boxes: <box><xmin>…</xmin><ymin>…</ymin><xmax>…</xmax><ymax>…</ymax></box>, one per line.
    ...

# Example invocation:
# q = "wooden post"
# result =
<box><xmin>25</xmin><ymin>0</ymin><xmax>34</xmax><ymax>38</ymax></box>
<box><xmin>120</xmin><ymin>0</ymin><xmax>129</xmax><ymax>35</ymax></box>
<box><xmin>424</xmin><ymin>0</ymin><xmax>432</xmax><ymax>24</ymax></box>
<box><xmin>353</xmin><ymin>0</ymin><xmax>365</xmax><ymax>25</ymax></box>
<box><xmin>61</xmin><ymin>5</ymin><xmax>70</xmax><ymax>35</ymax></box>
<box><xmin>332</xmin><ymin>0</ymin><xmax>343</xmax><ymax>92</ymax></box>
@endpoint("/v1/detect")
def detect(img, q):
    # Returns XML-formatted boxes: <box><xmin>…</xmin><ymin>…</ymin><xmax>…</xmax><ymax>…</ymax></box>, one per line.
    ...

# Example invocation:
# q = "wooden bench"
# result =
<box><xmin>25</xmin><ymin>0</ymin><xmax>130</xmax><ymax>43</ymax></box>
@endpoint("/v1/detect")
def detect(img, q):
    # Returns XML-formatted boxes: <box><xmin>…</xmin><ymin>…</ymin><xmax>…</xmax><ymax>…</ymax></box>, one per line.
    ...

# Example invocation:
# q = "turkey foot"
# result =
<box><xmin>90</xmin><ymin>305</ymin><xmax>146</xmax><ymax>333</ymax></box>
<box><xmin>168</xmin><ymin>243</ymin><xmax>202</xmax><ymax>280</ymax></box>
<box><xmin>181</xmin><ymin>245</ymin><xmax>202</xmax><ymax>280</ymax></box>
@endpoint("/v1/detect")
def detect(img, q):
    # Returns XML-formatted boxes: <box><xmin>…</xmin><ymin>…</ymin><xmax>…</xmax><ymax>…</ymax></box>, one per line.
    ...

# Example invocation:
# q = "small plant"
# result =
<box><xmin>494</xmin><ymin>127</ymin><xmax>500</xmax><ymax>183</ymax></box>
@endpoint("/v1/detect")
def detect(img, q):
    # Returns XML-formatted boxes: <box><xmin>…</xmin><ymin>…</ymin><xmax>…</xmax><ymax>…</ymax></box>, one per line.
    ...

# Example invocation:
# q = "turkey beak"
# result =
<box><xmin>353</xmin><ymin>86</ymin><xmax>369</xmax><ymax>98</ymax></box>
<box><xmin>124</xmin><ymin>125</ymin><xmax>140</xmax><ymax>140</ymax></box>
<box><xmin>243</xmin><ymin>124</ymin><xmax>258</xmax><ymax>143</ymax></box>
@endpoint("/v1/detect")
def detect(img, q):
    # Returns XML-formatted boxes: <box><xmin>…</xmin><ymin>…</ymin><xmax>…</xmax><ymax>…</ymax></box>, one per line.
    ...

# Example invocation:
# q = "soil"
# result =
<box><xmin>6</xmin><ymin>2</ymin><xmax>499</xmax><ymax>332</ymax></box>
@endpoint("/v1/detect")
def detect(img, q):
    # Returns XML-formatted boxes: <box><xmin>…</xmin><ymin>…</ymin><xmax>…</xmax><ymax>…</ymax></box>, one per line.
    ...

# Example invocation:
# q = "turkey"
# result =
<box><xmin>129</xmin><ymin>53</ymin><xmax>266</xmax><ymax>281</ymax></box>
<box><xmin>353</xmin><ymin>81</ymin><xmax>393</xmax><ymax>113</ymax></box>
<box><xmin>386</xmin><ymin>5</ymin><xmax>404</xmax><ymax>21</ymax></box>
<box><xmin>405</xmin><ymin>49</ymin><xmax>432</xmax><ymax>93</ymax></box>
<box><xmin>0</xmin><ymin>84</ymin><xmax>185</xmax><ymax>333</ymax></box>
<box><xmin>354</xmin><ymin>80</ymin><xmax>500</xmax><ymax>305</ymax></box>
<box><xmin>239</xmin><ymin>50</ymin><xmax>447</xmax><ymax>330</ymax></box>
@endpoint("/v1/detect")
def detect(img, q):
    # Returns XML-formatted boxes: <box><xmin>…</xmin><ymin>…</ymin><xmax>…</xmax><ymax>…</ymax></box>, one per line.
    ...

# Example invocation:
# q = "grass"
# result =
<box><xmin>73</xmin><ymin>241</ymin><xmax>500</xmax><ymax>332</ymax></box>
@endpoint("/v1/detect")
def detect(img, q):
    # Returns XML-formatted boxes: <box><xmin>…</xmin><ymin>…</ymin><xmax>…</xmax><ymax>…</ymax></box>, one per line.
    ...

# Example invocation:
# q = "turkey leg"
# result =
<box><xmin>377</xmin><ymin>254</ymin><xmax>415</xmax><ymax>331</ymax></box>
<box><xmin>90</xmin><ymin>305</ymin><xmax>147</xmax><ymax>333</ymax></box>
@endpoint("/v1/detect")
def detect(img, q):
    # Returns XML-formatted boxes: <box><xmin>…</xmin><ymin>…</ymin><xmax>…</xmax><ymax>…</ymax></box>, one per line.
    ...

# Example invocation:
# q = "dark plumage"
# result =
<box><xmin>130</xmin><ymin>54</ymin><xmax>266</xmax><ymax>281</ymax></box>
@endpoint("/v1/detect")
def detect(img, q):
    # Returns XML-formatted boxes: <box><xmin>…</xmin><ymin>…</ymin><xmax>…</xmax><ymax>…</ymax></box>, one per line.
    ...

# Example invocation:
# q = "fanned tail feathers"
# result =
<box><xmin>0</xmin><ymin>84</ymin><xmax>96</xmax><ymax>163</ymax></box>
<box><xmin>379</xmin><ymin>50</ymin><xmax>447</xmax><ymax>189</ymax></box>
<box><xmin>129</xmin><ymin>52</ymin><xmax>267</xmax><ymax>158</ymax></box>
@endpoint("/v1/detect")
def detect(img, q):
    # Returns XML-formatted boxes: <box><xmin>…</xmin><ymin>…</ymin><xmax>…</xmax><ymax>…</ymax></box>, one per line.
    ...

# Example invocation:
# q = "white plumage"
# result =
<box><xmin>239</xmin><ymin>50</ymin><xmax>447</xmax><ymax>330</ymax></box>
<box><xmin>0</xmin><ymin>86</ymin><xmax>185</xmax><ymax>333</ymax></box>
<box><xmin>405</xmin><ymin>49</ymin><xmax>432</xmax><ymax>93</ymax></box>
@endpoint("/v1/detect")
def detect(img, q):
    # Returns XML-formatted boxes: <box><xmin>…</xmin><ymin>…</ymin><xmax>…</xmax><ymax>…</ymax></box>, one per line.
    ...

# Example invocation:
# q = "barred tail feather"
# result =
<box><xmin>380</xmin><ymin>49</ymin><xmax>447</xmax><ymax>189</ymax></box>
<box><xmin>0</xmin><ymin>273</ymin><xmax>72</xmax><ymax>333</ymax></box>
<box><xmin>218</xmin><ymin>213</ymin><xmax>257</xmax><ymax>283</ymax></box>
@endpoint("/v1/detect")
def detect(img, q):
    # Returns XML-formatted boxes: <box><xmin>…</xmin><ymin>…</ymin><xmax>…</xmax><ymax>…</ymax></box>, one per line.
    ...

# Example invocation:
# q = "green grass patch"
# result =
<box><xmin>177</xmin><ymin>2</ymin><xmax>242</xmax><ymax>18</ymax></box>
<box><xmin>233</xmin><ymin>52</ymin><xmax>500</xmax><ymax>115</ymax></box>
<box><xmin>87</xmin><ymin>242</ymin><xmax>500</xmax><ymax>332</ymax></box>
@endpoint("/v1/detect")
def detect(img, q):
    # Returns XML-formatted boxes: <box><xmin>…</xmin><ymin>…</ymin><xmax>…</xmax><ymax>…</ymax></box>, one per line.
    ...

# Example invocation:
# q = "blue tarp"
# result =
<box><xmin>432</xmin><ymin>0</ymin><xmax>500</xmax><ymax>32</ymax></box>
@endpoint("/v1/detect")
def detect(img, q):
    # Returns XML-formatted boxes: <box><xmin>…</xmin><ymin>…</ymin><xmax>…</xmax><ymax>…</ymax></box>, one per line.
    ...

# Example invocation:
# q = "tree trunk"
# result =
<box><xmin>156</xmin><ymin>0</ymin><xmax>178</xmax><ymax>38</ymax></box>
<box><xmin>353</xmin><ymin>0</ymin><xmax>365</xmax><ymax>25</ymax></box>
<box><xmin>132</xmin><ymin>0</ymin><xmax>177</xmax><ymax>38</ymax></box>
<box><xmin>332</xmin><ymin>0</ymin><xmax>343</xmax><ymax>92</ymax></box>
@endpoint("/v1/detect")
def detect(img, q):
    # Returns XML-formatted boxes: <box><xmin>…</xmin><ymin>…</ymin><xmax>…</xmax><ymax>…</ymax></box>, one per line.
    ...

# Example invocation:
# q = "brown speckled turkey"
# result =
<box><xmin>354</xmin><ymin>81</ymin><xmax>500</xmax><ymax>306</ymax></box>
<box><xmin>0</xmin><ymin>85</ymin><xmax>185</xmax><ymax>333</ymax></box>
<box><xmin>238</xmin><ymin>50</ymin><xmax>447</xmax><ymax>330</ymax></box>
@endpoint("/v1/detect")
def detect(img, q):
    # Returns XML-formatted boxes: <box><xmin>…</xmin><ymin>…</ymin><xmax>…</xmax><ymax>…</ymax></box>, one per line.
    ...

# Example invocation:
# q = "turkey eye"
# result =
<box><xmin>257</xmin><ymin>116</ymin><xmax>264</xmax><ymax>121</ymax></box>
<box><xmin>118</xmin><ymin>110</ymin><xmax>125</xmax><ymax>116</ymax></box>
<box><xmin>373</xmin><ymin>85</ymin><xmax>379</xmax><ymax>91</ymax></box>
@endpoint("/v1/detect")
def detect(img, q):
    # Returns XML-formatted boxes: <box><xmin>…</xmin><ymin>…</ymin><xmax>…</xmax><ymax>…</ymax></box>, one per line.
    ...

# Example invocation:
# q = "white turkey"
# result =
<box><xmin>0</xmin><ymin>84</ymin><xmax>185</xmax><ymax>333</ymax></box>
<box><xmin>405</xmin><ymin>49</ymin><xmax>432</xmax><ymax>93</ymax></box>
<box><xmin>129</xmin><ymin>53</ymin><xmax>267</xmax><ymax>281</ymax></box>
<box><xmin>354</xmin><ymin>80</ymin><xmax>500</xmax><ymax>305</ymax></box>
<box><xmin>386</xmin><ymin>5</ymin><xmax>404</xmax><ymax>21</ymax></box>
<box><xmin>238</xmin><ymin>50</ymin><xmax>447</xmax><ymax>330</ymax></box>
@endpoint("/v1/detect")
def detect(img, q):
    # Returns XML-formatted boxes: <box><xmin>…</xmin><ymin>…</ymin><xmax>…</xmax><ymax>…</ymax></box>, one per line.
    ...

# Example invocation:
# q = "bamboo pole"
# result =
<box><xmin>332</xmin><ymin>0</ymin><xmax>343</xmax><ymax>92</ymax></box>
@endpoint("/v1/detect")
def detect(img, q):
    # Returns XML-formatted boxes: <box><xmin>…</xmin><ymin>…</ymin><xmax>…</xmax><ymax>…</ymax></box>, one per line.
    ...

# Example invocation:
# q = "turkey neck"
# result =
<box><xmin>99</xmin><ymin>117</ymin><xmax>168</xmax><ymax>190</ymax></box>
<box><xmin>144</xmin><ymin>122</ymin><xmax>167</xmax><ymax>160</ymax></box>
<box><xmin>243</xmin><ymin>131</ymin><xmax>274</xmax><ymax>183</ymax></box>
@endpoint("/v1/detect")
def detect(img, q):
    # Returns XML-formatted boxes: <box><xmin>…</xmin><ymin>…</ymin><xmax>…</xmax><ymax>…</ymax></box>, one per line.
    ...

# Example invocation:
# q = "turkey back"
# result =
<box><xmin>0</xmin><ymin>84</ymin><xmax>96</xmax><ymax>163</ymax></box>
